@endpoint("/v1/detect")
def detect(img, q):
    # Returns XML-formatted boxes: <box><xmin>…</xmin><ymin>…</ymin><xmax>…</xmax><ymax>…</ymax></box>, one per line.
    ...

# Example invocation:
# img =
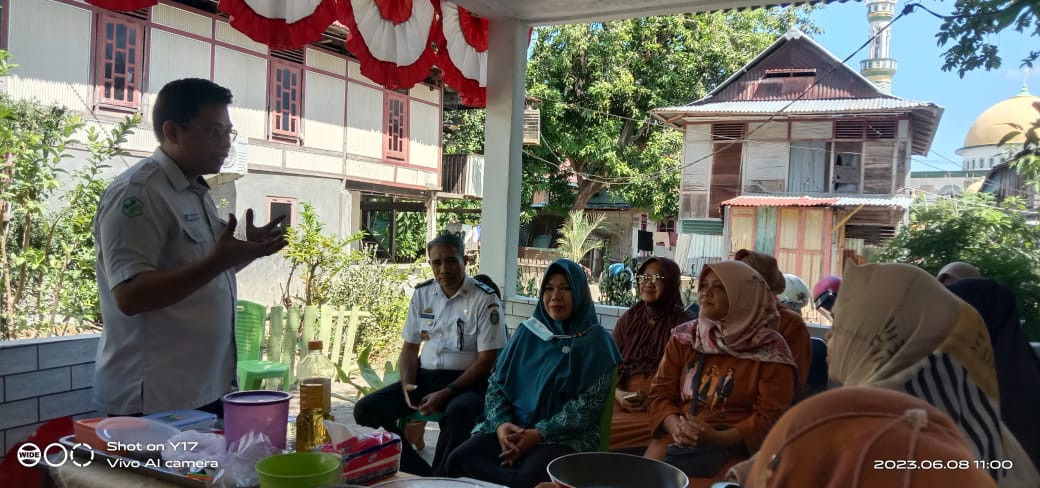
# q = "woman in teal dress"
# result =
<box><xmin>444</xmin><ymin>258</ymin><xmax>621</xmax><ymax>488</ymax></box>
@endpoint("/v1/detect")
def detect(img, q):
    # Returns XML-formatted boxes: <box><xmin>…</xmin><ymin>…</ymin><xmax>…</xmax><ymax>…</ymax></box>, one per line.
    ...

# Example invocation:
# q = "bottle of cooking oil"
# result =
<box><xmin>296</xmin><ymin>382</ymin><xmax>330</xmax><ymax>451</ymax></box>
<box><xmin>297</xmin><ymin>341</ymin><xmax>336</xmax><ymax>418</ymax></box>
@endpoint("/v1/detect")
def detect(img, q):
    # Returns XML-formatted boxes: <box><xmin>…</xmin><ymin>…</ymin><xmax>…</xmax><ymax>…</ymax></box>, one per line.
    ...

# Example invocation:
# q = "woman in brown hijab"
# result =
<box><xmin>734</xmin><ymin>249</ymin><xmax>812</xmax><ymax>393</ymax></box>
<box><xmin>646</xmin><ymin>260</ymin><xmax>796</xmax><ymax>487</ymax></box>
<box><xmin>743</xmin><ymin>386</ymin><xmax>996</xmax><ymax>488</ymax></box>
<box><xmin>609</xmin><ymin>257</ymin><xmax>692</xmax><ymax>450</ymax></box>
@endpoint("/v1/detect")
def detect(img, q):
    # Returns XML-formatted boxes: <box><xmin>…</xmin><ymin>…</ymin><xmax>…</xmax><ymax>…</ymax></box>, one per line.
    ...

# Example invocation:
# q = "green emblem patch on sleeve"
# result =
<box><xmin>490</xmin><ymin>309</ymin><xmax>500</xmax><ymax>325</ymax></box>
<box><xmin>121</xmin><ymin>196</ymin><xmax>143</xmax><ymax>217</ymax></box>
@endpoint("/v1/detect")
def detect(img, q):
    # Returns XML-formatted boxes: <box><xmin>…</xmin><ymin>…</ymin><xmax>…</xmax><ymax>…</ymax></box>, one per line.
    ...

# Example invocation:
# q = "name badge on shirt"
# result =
<box><xmin>420</xmin><ymin>311</ymin><xmax>434</xmax><ymax>340</ymax></box>
<box><xmin>184</xmin><ymin>212</ymin><xmax>201</xmax><ymax>222</ymax></box>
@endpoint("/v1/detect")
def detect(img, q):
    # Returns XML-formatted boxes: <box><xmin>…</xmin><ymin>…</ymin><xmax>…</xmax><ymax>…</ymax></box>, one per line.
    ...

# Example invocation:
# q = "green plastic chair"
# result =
<box><xmin>236</xmin><ymin>299</ymin><xmax>291</xmax><ymax>391</ymax></box>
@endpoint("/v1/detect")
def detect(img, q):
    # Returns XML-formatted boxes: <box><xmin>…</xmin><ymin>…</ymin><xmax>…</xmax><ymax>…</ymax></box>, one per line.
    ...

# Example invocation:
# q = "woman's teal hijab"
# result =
<box><xmin>495</xmin><ymin>259</ymin><xmax>621</xmax><ymax>427</ymax></box>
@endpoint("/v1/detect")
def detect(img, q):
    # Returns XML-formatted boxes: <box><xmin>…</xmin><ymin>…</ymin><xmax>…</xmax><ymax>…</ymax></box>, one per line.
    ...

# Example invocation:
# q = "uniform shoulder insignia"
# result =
<box><xmin>127</xmin><ymin>160</ymin><xmax>161</xmax><ymax>185</ymax></box>
<box><xmin>415</xmin><ymin>278</ymin><xmax>435</xmax><ymax>288</ymax></box>
<box><xmin>474</xmin><ymin>281</ymin><xmax>496</xmax><ymax>294</ymax></box>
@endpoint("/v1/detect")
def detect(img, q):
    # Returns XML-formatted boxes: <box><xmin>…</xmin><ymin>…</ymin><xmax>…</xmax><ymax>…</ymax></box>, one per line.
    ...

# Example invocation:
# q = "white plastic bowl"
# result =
<box><xmin>95</xmin><ymin>416</ymin><xmax>181</xmax><ymax>454</ymax></box>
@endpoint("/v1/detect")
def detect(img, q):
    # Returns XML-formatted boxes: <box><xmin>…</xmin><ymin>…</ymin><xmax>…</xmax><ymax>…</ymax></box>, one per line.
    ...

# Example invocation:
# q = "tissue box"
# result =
<box><xmin>318</xmin><ymin>429</ymin><xmax>401</xmax><ymax>484</ymax></box>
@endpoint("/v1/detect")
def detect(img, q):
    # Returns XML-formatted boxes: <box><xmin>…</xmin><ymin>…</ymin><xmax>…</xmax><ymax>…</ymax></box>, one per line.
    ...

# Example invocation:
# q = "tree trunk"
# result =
<box><xmin>50</xmin><ymin>249</ymin><xmax>73</xmax><ymax>335</ymax></box>
<box><xmin>14</xmin><ymin>212</ymin><xmax>32</xmax><ymax>306</ymax></box>
<box><xmin>1</xmin><ymin>154</ymin><xmax>13</xmax><ymax>339</ymax></box>
<box><xmin>0</xmin><ymin>222</ymin><xmax>10</xmax><ymax>340</ymax></box>
<box><xmin>571</xmin><ymin>179</ymin><xmax>607</xmax><ymax>211</ymax></box>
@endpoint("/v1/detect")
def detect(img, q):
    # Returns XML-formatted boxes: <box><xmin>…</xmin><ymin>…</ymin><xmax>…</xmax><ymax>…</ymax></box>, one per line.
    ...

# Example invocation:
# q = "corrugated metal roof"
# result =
<box><xmin>722</xmin><ymin>196</ymin><xmax>838</xmax><ymax>207</ymax></box>
<box><xmin>655</xmin><ymin>98</ymin><xmax>933</xmax><ymax>114</ymax></box>
<box><xmin>833</xmin><ymin>196</ymin><xmax>912</xmax><ymax>209</ymax></box>
<box><xmin>722</xmin><ymin>195</ymin><xmax>912</xmax><ymax>209</ymax></box>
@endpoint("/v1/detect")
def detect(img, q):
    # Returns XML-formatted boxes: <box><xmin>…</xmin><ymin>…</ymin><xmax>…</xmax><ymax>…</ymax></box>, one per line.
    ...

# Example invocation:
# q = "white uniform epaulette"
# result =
<box><xmin>415</xmin><ymin>278</ymin><xmax>435</xmax><ymax>288</ymax></box>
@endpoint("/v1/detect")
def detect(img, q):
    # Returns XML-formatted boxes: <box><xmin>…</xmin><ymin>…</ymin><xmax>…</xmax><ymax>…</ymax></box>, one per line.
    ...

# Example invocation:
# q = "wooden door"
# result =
<box><xmin>775</xmin><ymin>208</ymin><xmax>831</xmax><ymax>285</ymax></box>
<box><xmin>729</xmin><ymin>207</ymin><xmax>756</xmax><ymax>255</ymax></box>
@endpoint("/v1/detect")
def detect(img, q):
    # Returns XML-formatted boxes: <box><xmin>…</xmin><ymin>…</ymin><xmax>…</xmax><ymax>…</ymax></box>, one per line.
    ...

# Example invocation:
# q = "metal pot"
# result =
<box><xmin>547</xmin><ymin>452</ymin><xmax>689</xmax><ymax>488</ymax></box>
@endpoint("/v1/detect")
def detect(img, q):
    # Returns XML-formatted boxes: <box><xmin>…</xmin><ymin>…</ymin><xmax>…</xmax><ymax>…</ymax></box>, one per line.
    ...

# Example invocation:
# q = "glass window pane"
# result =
<box><xmin>104</xmin><ymin>82</ymin><xmax>112</xmax><ymax>98</ymax></box>
<box><xmin>105</xmin><ymin>44</ymin><xmax>113</xmax><ymax>61</ymax></box>
<box><xmin>270</xmin><ymin>202</ymin><xmax>292</xmax><ymax>225</ymax></box>
<box><xmin>116</xmin><ymin>24</ymin><xmax>126</xmax><ymax>48</ymax></box>
<box><xmin>129</xmin><ymin>28</ymin><xmax>136</xmax><ymax>46</ymax></box>
<box><xmin>106</xmin><ymin>22</ymin><xmax>114</xmax><ymax>40</ymax></box>
<box><xmin>115</xmin><ymin>51</ymin><xmax>125</xmax><ymax>75</ymax></box>
<box><xmin>104</xmin><ymin>63</ymin><xmax>112</xmax><ymax>79</ymax></box>
<box><xmin>114</xmin><ymin>76</ymin><xmax>125</xmax><ymax>100</ymax></box>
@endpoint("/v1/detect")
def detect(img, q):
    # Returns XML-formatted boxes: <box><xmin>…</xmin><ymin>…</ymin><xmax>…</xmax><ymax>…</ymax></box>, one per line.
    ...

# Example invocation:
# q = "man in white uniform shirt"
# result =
<box><xmin>93</xmin><ymin>78</ymin><xmax>287</xmax><ymax>417</ymax></box>
<box><xmin>354</xmin><ymin>233</ymin><xmax>506</xmax><ymax>476</ymax></box>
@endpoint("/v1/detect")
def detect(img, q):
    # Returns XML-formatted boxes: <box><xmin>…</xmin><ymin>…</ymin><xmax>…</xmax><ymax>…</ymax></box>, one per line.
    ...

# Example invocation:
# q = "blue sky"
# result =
<box><xmin>809</xmin><ymin>0</ymin><xmax>1038</xmax><ymax>172</ymax></box>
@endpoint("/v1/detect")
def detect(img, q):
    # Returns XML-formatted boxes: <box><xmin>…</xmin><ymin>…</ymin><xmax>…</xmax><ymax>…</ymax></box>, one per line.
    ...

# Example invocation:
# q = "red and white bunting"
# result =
<box><xmin>436</xmin><ymin>1</ymin><xmax>487</xmax><ymax>107</ymax></box>
<box><xmin>339</xmin><ymin>0</ymin><xmax>439</xmax><ymax>90</ymax></box>
<box><xmin>217</xmin><ymin>0</ymin><xmax>339</xmax><ymax>50</ymax></box>
<box><xmin>85</xmin><ymin>0</ymin><xmax>158</xmax><ymax>10</ymax></box>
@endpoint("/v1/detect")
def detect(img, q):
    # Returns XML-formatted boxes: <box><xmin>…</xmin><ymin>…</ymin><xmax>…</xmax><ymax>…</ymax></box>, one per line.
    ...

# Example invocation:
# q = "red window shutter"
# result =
<box><xmin>269</xmin><ymin>60</ymin><xmax>302</xmax><ymax>139</ymax></box>
<box><xmin>384</xmin><ymin>92</ymin><xmax>409</xmax><ymax>161</ymax></box>
<box><xmin>95</xmin><ymin>13</ymin><xmax>144</xmax><ymax>110</ymax></box>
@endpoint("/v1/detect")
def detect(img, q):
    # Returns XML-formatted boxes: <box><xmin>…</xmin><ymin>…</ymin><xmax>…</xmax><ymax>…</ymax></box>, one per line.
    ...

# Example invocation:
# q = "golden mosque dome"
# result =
<box><xmin>962</xmin><ymin>85</ymin><xmax>1040</xmax><ymax>149</ymax></box>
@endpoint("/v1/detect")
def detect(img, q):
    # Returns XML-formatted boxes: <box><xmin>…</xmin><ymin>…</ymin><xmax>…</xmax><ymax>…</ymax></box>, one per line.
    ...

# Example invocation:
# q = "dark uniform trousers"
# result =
<box><xmin>353</xmin><ymin>368</ymin><xmax>487</xmax><ymax>477</ymax></box>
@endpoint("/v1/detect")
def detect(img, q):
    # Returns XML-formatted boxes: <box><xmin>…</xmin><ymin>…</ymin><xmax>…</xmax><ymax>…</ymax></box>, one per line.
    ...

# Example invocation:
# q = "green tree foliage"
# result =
<box><xmin>934</xmin><ymin>0</ymin><xmax>1040</xmax><ymax>77</ymax></box>
<box><xmin>281</xmin><ymin>202</ymin><xmax>365</xmax><ymax>307</ymax></box>
<box><xmin>1000</xmin><ymin>101</ymin><xmax>1040</xmax><ymax>186</ymax></box>
<box><xmin>554</xmin><ymin>209</ymin><xmax>606</xmax><ymax>263</ymax></box>
<box><xmin>525</xmin><ymin>10</ymin><xmax>817</xmax><ymax>220</ymax></box>
<box><xmin>874</xmin><ymin>193</ymin><xmax>1040</xmax><ymax>339</ymax></box>
<box><xmin>0</xmin><ymin>50</ymin><xmax>139</xmax><ymax>339</ymax></box>
<box><xmin>443</xmin><ymin>109</ymin><xmax>485</xmax><ymax>155</ymax></box>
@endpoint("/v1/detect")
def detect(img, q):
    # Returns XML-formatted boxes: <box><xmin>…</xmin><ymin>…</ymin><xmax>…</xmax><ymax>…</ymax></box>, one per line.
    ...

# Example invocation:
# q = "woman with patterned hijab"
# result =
<box><xmin>828</xmin><ymin>263</ymin><xmax>1040</xmax><ymax>487</ymax></box>
<box><xmin>609</xmin><ymin>257</ymin><xmax>693</xmax><ymax>450</ymax></box>
<box><xmin>445</xmin><ymin>259</ymin><xmax>621</xmax><ymax>488</ymax></box>
<box><xmin>646</xmin><ymin>260</ymin><xmax>796</xmax><ymax>487</ymax></box>
<box><xmin>744</xmin><ymin>386</ymin><xmax>996</xmax><ymax>488</ymax></box>
<box><xmin>734</xmin><ymin>249</ymin><xmax>812</xmax><ymax>394</ymax></box>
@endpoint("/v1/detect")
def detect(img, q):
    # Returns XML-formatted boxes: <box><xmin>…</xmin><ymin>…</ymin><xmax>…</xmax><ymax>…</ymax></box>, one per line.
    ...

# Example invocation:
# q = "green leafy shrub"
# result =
<box><xmin>329</xmin><ymin>249</ymin><xmax>429</xmax><ymax>362</ymax></box>
<box><xmin>874</xmin><ymin>193</ymin><xmax>1040</xmax><ymax>339</ymax></box>
<box><xmin>599</xmin><ymin>255</ymin><xmax>636</xmax><ymax>307</ymax></box>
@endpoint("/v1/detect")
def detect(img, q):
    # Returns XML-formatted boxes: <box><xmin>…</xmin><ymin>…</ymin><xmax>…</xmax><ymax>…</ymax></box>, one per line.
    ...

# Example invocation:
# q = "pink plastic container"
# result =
<box><xmin>222</xmin><ymin>390</ymin><xmax>291</xmax><ymax>451</ymax></box>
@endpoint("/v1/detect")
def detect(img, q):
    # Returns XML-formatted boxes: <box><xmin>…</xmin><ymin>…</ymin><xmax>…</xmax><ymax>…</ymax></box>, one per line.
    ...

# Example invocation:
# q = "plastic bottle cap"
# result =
<box><xmin>307</xmin><ymin>340</ymin><xmax>323</xmax><ymax>351</ymax></box>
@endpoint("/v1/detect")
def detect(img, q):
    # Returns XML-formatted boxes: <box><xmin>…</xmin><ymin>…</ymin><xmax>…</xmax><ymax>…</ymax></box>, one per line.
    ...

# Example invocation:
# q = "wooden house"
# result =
<box><xmin>652</xmin><ymin>29</ymin><xmax>942</xmax><ymax>285</ymax></box>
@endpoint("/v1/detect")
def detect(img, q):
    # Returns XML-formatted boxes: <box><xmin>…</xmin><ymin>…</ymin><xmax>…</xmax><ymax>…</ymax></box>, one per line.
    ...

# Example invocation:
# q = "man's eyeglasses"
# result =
<box><xmin>635</xmin><ymin>274</ymin><xmax>666</xmax><ymax>284</ymax></box>
<box><xmin>185</xmin><ymin>124</ymin><xmax>237</xmax><ymax>143</ymax></box>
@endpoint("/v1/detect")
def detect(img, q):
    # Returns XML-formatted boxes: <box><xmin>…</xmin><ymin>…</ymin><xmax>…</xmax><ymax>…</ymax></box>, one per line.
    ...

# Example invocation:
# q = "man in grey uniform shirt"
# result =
<box><xmin>93</xmin><ymin>78</ymin><xmax>287</xmax><ymax>416</ymax></box>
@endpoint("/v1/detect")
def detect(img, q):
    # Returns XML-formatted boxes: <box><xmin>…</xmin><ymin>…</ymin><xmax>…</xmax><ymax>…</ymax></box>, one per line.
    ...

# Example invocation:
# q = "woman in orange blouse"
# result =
<box><xmin>646</xmin><ymin>260</ymin><xmax>796</xmax><ymax>487</ymax></box>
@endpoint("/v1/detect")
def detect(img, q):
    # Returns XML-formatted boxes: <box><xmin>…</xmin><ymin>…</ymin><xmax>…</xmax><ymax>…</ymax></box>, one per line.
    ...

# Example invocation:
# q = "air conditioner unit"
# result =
<box><xmin>209</xmin><ymin>137</ymin><xmax>249</xmax><ymax>185</ymax></box>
